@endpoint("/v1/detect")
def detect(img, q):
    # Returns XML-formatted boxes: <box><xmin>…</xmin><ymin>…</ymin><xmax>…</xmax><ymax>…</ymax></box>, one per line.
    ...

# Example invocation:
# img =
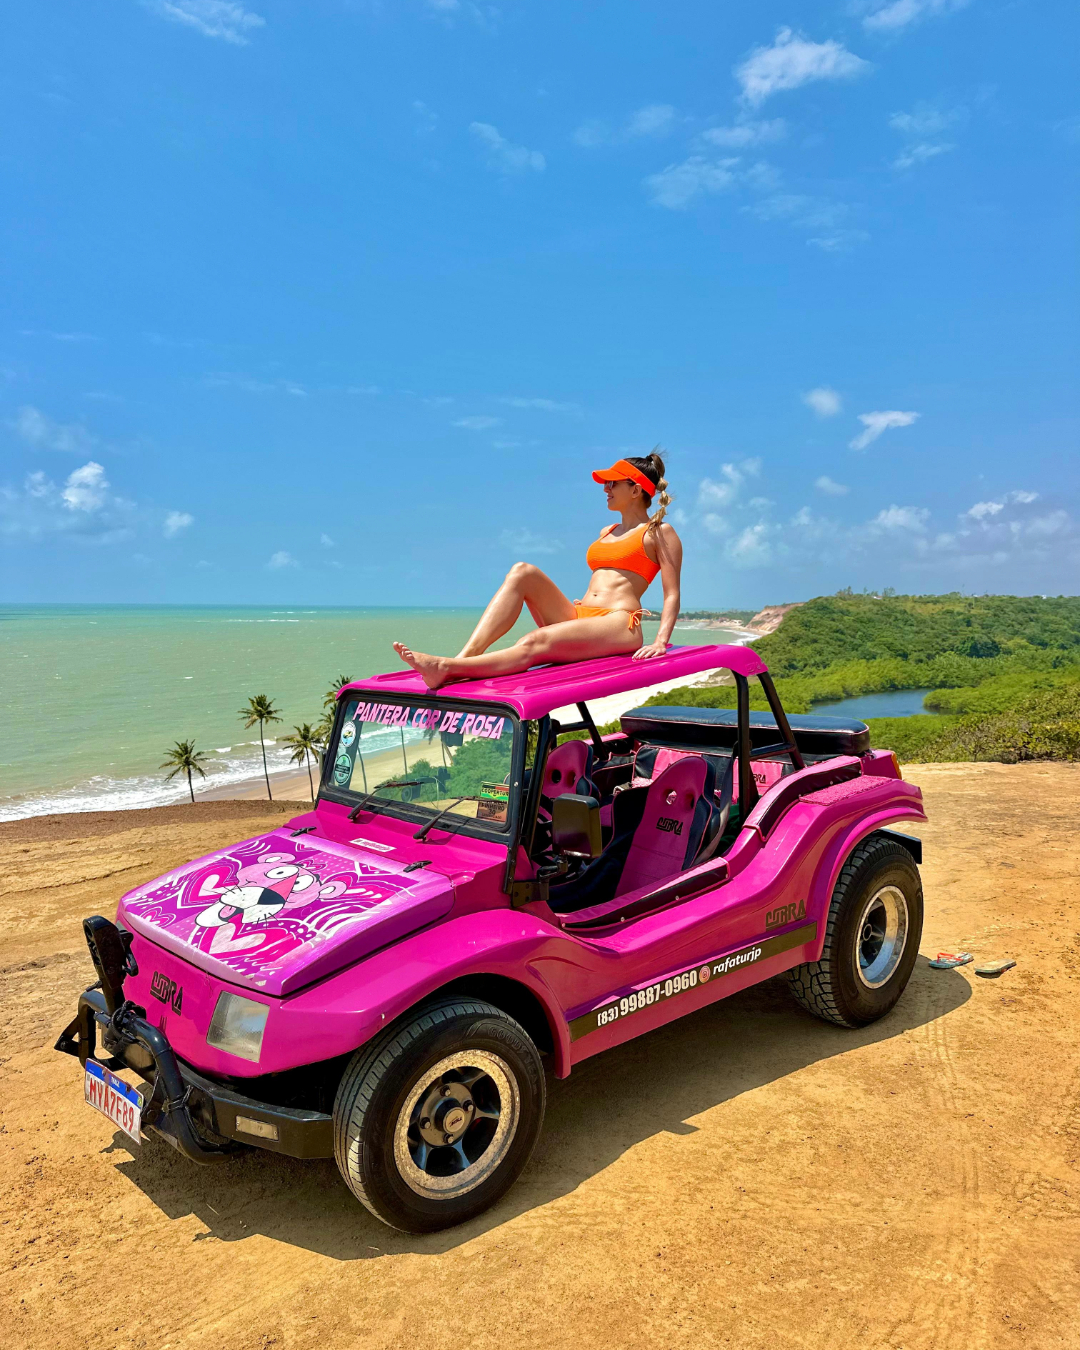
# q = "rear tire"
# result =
<box><xmin>787</xmin><ymin>834</ymin><xmax>923</xmax><ymax>1028</ymax></box>
<box><xmin>333</xmin><ymin>998</ymin><xmax>546</xmax><ymax>1233</ymax></box>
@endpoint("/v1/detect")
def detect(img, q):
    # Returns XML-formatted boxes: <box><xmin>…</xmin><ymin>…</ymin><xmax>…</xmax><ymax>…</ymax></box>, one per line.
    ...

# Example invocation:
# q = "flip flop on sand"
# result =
<box><xmin>929</xmin><ymin>952</ymin><xmax>974</xmax><ymax>969</ymax></box>
<box><xmin>975</xmin><ymin>958</ymin><xmax>1017</xmax><ymax>979</ymax></box>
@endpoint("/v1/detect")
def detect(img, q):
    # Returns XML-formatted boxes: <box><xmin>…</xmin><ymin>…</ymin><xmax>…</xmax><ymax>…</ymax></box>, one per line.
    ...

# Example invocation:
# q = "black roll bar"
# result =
<box><xmin>734</xmin><ymin>675</ymin><xmax>758</xmax><ymax>814</ymax></box>
<box><xmin>758</xmin><ymin>672</ymin><xmax>806</xmax><ymax>772</ymax></box>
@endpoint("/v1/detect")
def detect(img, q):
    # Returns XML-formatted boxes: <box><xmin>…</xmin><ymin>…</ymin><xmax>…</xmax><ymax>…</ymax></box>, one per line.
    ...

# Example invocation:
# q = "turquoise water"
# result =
<box><xmin>812</xmin><ymin>688</ymin><xmax>938</xmax><ymax>719</ymax></box>
<box><xmin>0</xmin><ymin>606</ymin><xmax>745</xmax><ymax>819</ymax></box>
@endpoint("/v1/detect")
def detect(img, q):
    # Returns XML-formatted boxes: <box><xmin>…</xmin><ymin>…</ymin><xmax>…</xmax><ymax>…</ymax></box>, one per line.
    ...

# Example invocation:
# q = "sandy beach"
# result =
<box><xmin>2</xmin><ymin>760</ymin><xmax>1078</xmax><ymax>1349</ymax></box>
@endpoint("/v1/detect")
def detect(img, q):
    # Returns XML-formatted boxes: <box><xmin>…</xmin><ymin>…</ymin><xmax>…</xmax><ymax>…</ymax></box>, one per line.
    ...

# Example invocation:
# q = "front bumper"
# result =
<box><xmin>56</xmin><ymin>986</ymin><xmax>333</xmax><ymax>1163</ymax></box>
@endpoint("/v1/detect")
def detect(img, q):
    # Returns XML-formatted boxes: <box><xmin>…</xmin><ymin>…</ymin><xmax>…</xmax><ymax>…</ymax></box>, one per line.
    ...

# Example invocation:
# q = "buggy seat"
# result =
<box><xmin>548</xmin><ymin>756</ymin><xmax>720</xmax><ymax>914</ymax></box>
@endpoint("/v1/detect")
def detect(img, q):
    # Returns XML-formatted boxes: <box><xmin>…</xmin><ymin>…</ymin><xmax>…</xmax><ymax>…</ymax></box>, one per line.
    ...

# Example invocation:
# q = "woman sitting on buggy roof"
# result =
<box><xmin>394</xmin><ymin>451</ymin><xmax>683</xmax><ymax>690</ymax></box>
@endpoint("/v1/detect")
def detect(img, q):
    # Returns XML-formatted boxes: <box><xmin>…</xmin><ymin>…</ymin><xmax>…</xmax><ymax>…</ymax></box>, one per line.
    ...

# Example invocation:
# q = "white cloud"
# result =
<box><xmin>686</xmin><ymin>454</ymin><xmax>1075</xmax><ymax>580</ymax></box>
<box><xmin>267</xmin><ymin>550</ymin><xmax>297</xmax><ymax>569</ymax></box>
<box><xmin>644</xmin><ymin>156</ymin><xmax>739</xmax><ymax>209</ymax></box>
<box><xmin>850</xmin><ymin>410</ymin><xmax>920</xmax><ymax>450</ymax></box>
<box><xmin>164</xmin><ymin>510</ymin><xmax>194</xmax><ymax>537</ymax></box>
<box><xmin>749</xmin><ymin>191</ymin><xmax>866</xmax><ymax>250</ymax></box>
<box><xmin>62</xmin><ymin>462</ymin><xmax>109</xmax><ymax>513</ymax></box>
<box><xmin>626</xmin><ymin>104</ymin><xmax>677</xmax><ymax>138</ymax></box>
<box><xmin>726</xmin><ymin>523</ymin><xmax>774</xmax><ymax>567</ymax></box>
<box><xmin>863</xmin><ymin>0</ymin><xmax>968</xmax><ymax>33</ymax></box>
<box><xmin>453</xmin><ymin>415</ymin><xmax>502</xmax><ymax>430</ymax></box>
<box><xmin>20</xmin><ymin>329</ymin><xmax>98</xmax><ymax>343</ymax></box>
<box><xmin>889</xmin><ymin>103</ymin><xmax>964</xmax><ymax>170</ymax></box>
<box><xmin>574</xmin><ymin>104</ymin><xmax>678</xmax><ymax>147</ymax></box>
<box><xmin>697</xmin><ymin>459</ymin><xmax>762</xmax><ymax>510</ymax></box>
<box><xmin>413</xmin><ymin>100</ymin><xmax>438</xmax><ymax>134</ymax></box>
<box><xmin>320</xmin><ymin>532</ymin><xmax>336</xmax><ymax>547</ymax></box>
<box><xmin>144</xmin><ymin>1</ymin><xmax>265</xmax><ymax>44</ymax></box>
<box><xmin>751</xmin><ymin>193</ymin><xmax>838</xmax><ymax>227</ymax></box>
<box><xmin>815</xmin><ymin>475</ymin><xmax>849</xmax><ymax>495</ymax></box>
<box><xmin>1</xmin><ymin>461</ymin><xmax>135</xmax><ymax>542</ymax></box>
<box><xmin>889</xmin><ymin>106</ymin><xmax>958</xmax><ymax>138</ymax></box>
<box><xmin>803</xmin><ymin>386</ymin><xmax>842</xmax><ymax>417</ymax></box>
<box><xmin>13</xmin><ymin>405</ymin><xmax>95</xmax><ymax>454</ymax></box>
<box><xmin>499</xmin><ymin>396</ymin><xmax>579</xmax><ymax>413</ymax></box>
<box><xmin>499</xmin><ymin>527</ymin><xmax>562</xmax><ymax>556</ymax></box>
<box><xmin>428</xmin><ymin>0</ymin><xmax>459</xmax><ymax>11</ymax></box>
<box><xmin>701</xmin><ymin>119</ymin><xmax>786</xmax><ymax>148</ymax></box>
<box><xmin>809</xmin><ymin>228</ymin><xmax>871</xmax><ymax>252</ymax></box>
<box><xmin>470</xmin><ymin>122</ymin><xmax>545</xmax><ymax>174</ymax></box>
<box><xmin>870</xmin><ymin>504</ymin><xmax>929</xmax><ymax>532</ymax></box>
<box><xmin>893</xmin><ymin>142</ymin><xmax>953</xmax><ymax>170</ymax></box>
<box><xmin>965</xmin><ymin>491</ymin><xmax>1040</xmax><ymax>522</ymax></box>
<box><xmin>735</xmin><ymin>28</ymin><xmax>870</xmax><ymax>107</ymax></box>
<box><xmin>204</xmin><ymin>373</ymin><xmax>307</xmax><ymax>395</ymax></box>
<box><xmin>965</xmin><ymin>500</ymin><xmax>1004</xmax><ymax>521</ymax></box>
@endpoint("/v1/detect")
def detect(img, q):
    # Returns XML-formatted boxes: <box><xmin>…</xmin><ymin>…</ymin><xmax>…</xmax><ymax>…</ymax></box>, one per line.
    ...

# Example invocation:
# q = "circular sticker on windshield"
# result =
<box><xmin>333</xmin><ymin>752</ymin><xmax>353</xmax><ymax>786</ymax></box>
<box><xmin>340</xmin><ymin>721</ymin><xmax>357</xmax><ymax>747</ymax></box>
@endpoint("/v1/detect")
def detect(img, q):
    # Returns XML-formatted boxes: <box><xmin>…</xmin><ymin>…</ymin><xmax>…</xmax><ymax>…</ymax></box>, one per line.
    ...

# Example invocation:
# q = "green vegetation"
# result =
<box><xmin>869</xmin><ymin>684</ymin><xmax>1080</xmax><ymax>763</ymax></box>
<box><xmin>442</xmin><ymin>737</ymin><xmax>512</xmax><ymax>796</ymax></box>
<box><xmin>642</xmin><ymin>592</ymin><xmax>1080</xmax><ymax>764</ymax></box>
<box><xmin>678</xmin><ymin>609</ymin><xmax>759</xmax><ymax>623</ymax></box>
<box><xmin>749</xmin><ymin>591</ymin><xmax>1080</xmax><ymax>676</ymax></box>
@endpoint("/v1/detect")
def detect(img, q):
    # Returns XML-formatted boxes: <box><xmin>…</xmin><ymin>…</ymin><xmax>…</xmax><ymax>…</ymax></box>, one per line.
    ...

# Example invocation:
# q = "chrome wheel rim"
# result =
<box><xmin>393</xmin><ymin>1051</ymin><xmax>519</xmax><ymax>1200</ymax></box>
<box><xmin>854</xmin><ymin>884</ymin><xmax>909</xmax><ymax>989</ymax></box>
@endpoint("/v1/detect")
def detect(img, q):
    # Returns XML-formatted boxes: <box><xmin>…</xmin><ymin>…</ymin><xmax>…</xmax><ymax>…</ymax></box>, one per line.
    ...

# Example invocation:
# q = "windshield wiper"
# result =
<box><xmin>413</xmin><ymin>796</ymin><xmax>485</xmax><ymax>841</ymax></box>
<box><xmin>348</xmin><ymin>780</ymin><xmax>426</xmax><ymax>822</ymax></box>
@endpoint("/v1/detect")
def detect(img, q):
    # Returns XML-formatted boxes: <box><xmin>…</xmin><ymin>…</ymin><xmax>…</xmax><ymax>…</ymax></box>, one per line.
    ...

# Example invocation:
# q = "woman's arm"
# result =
<box><xmin>634</xmin><ymin>523</ymin><xmax>682</xmax><ymax>660</ymax></box>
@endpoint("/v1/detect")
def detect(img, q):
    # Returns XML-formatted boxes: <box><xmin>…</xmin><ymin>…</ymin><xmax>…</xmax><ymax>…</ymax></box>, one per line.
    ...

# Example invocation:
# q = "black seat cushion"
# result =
<box><xmin>620</xmin><ymin>705</ymin><xmax>870</xmax><ymax>756</ymax></box>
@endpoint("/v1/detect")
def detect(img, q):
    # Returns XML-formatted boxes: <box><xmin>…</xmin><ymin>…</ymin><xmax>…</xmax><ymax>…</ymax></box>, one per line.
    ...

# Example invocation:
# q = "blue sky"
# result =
<box><xmin>1</xmin><ymin>0</ymin><xmax>1077</xmax><ymax>609</ymax></box>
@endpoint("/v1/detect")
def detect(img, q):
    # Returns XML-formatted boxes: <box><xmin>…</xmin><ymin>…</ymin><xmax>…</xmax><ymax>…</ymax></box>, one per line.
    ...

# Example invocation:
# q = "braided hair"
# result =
<box><xmin>625</xmin><ymin>448</ymin><xmax>671</xmax><ymax>536</ymax></box>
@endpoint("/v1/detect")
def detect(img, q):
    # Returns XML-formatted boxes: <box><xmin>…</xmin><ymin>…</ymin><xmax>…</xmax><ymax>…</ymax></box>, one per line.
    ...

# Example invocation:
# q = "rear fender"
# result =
<box><xmin>803</xmin><ymin>806</ymin><xmax>926</xmax><ymax>963</ymax></box>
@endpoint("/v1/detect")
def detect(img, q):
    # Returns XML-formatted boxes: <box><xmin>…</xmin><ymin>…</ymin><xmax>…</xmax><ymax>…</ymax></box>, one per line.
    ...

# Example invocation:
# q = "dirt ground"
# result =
<box><xmin>2</xmin><ymin>765</ymin><xmax>1079</xmax><ymax>1350</ymax></box>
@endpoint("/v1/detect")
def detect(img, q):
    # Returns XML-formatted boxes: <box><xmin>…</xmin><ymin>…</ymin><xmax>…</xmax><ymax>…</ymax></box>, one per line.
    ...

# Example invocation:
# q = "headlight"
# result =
<box><xmin>206</xmin><ymin>992</ymin><xmax>269</xmax><ymax>1063</ymax></box>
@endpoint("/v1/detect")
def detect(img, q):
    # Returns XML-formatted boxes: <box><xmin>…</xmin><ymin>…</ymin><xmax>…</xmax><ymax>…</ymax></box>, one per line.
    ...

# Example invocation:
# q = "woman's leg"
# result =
<box><xmin>454</xmin><ymin>562</ymin><xmax>576</xmax><ymax>657</ymax></box>
<box><xmin>395</xmin><ymin>612</ymin><xmax>641</xmax><ymax>690</ymax></box>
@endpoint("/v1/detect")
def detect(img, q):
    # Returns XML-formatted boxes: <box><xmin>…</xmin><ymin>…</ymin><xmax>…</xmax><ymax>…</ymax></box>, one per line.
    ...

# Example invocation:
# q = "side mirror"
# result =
<box><xmin>551</xmin><ymin>794</ymin><xmax>602</xmax><ymax>859</ymax></box>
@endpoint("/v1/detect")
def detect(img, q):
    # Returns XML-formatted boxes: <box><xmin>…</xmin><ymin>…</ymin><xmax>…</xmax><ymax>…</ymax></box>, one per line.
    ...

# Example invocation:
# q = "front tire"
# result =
<box><xmin>787</xmin><ymin>834</ymin><xmax>923</xmax><ymax>1028</ymax></box>
<box><xmin>333</xmin><ymin>998</ymin><xmax>546</xmax><ymax>1233</ymax></box>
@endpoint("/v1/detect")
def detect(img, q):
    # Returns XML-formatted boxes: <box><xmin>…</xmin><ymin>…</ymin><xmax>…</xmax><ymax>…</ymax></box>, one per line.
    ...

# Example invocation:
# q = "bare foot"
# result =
<box><xmin>393</xmin><ymin>642</ymin><xmax>452</xmax><ymax>690</ymax></box>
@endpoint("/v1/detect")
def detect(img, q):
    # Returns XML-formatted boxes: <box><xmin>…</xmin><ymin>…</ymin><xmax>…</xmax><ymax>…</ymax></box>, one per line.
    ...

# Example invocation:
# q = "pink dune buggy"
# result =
<box><xmin>58</xmin><ymin>644</ymin><xmax>926</xmax><ymax>1232</ymax></box>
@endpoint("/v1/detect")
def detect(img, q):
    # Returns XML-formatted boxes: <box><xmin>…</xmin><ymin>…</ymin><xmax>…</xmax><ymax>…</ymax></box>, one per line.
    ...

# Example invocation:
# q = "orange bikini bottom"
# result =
<box><xmin>572</xmin><ymin>604</ymin><xmax>648</xmax><ymax>631</ymax></box>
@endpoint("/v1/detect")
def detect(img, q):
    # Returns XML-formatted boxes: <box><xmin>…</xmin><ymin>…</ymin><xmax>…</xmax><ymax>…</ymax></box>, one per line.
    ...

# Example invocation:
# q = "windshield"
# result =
<box><xmin>327</xmin><ymin>696</ymin><xmax>518</xmax><ymax>831</ymax></box>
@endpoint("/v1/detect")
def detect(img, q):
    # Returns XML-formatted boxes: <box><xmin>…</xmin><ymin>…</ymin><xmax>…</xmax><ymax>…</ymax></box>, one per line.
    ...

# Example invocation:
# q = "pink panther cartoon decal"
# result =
<box><xmin>118</xmin><ymin>831</ymin><xmax>455</xmax><ymax>995</ymax></box>
<box><xmin>193</xmin><ymin>853</ymin><xmax>348</xmax><ymax>928</ymax></box>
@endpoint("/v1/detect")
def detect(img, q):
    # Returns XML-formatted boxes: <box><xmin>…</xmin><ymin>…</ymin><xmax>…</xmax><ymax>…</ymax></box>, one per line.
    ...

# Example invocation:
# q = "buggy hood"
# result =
<box><xmin>117</xmin><ymin>829</ymin><xmax>454</xmax><ymax>996</ymax></box>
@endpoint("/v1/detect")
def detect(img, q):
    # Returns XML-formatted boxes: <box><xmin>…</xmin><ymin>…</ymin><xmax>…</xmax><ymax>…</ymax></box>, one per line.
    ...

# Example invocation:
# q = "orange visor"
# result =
<box><xmin>592</xmin><ymin>459</ymin><xmax>656</xmax><ymax>497</ymax></box>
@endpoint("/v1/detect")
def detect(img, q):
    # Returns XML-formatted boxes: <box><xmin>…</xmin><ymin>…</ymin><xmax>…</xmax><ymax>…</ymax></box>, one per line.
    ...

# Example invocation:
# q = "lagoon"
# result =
<box><xmin>812</xmin><ymin>688</ymin><xmax>938</xmax><ymax>720</ymax></box>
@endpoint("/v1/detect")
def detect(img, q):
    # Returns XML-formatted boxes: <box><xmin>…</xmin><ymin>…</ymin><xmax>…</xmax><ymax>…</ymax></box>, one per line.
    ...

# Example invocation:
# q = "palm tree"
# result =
<box><xmin>160</xmin><ymin>739</ymin><xmax>209</xmax><ymax>804</ymax></box>
<box><xmin>315</xmin><ymin>674</ymin><xmax>352</xmax><ymax>755</ymax></box>
<box><xmin>238</xmin><ymin>694</ymin><xmax>282</xmax><ymax>799</ymax></box>
<box><xmin>282</xmin><ymin>723</ymin><xmax>323</xmax><ymax>801</ymax></box>
<box><xmin>323</xmin><ymin>674</ymin><xmax>353</xmax><ymax>710</ymax></box>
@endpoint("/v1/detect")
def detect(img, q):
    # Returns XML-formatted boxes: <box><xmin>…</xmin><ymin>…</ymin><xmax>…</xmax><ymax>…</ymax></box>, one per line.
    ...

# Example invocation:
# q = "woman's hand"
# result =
<box><xmin>633</xmin><ymin>640</ymin><xmax>668</xmax><ymax>661</ymax></box>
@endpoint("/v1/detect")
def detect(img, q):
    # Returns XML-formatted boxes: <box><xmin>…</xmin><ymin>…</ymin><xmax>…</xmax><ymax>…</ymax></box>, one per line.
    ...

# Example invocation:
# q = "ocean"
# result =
<box><xmin>0</xmin><ymin>606</ymin><xmax>747</xmax><ymax>820</ymax></box>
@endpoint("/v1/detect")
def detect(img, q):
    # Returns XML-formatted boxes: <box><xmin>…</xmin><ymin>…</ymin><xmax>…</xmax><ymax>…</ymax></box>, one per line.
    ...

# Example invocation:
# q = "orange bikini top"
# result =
<box><xmin>586</xmin><ymin>523</ymin><xmax>660</xmax><ymax>584</ymax></box>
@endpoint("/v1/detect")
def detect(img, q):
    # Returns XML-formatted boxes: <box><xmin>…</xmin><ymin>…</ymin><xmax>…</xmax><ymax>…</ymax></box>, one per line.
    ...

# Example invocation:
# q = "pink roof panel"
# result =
<box><xmin>340</xmin><ymin>644</ymin><xmax>768</xmax><ymax>721</ymax></box>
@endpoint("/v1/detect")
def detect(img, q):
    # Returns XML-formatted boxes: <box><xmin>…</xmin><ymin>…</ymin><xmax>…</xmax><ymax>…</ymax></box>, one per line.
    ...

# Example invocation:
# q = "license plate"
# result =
<box><xmin>84</xmin><ymin>1060</ymin><xmax>142</xmax><ymax>1144</ymax></box>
